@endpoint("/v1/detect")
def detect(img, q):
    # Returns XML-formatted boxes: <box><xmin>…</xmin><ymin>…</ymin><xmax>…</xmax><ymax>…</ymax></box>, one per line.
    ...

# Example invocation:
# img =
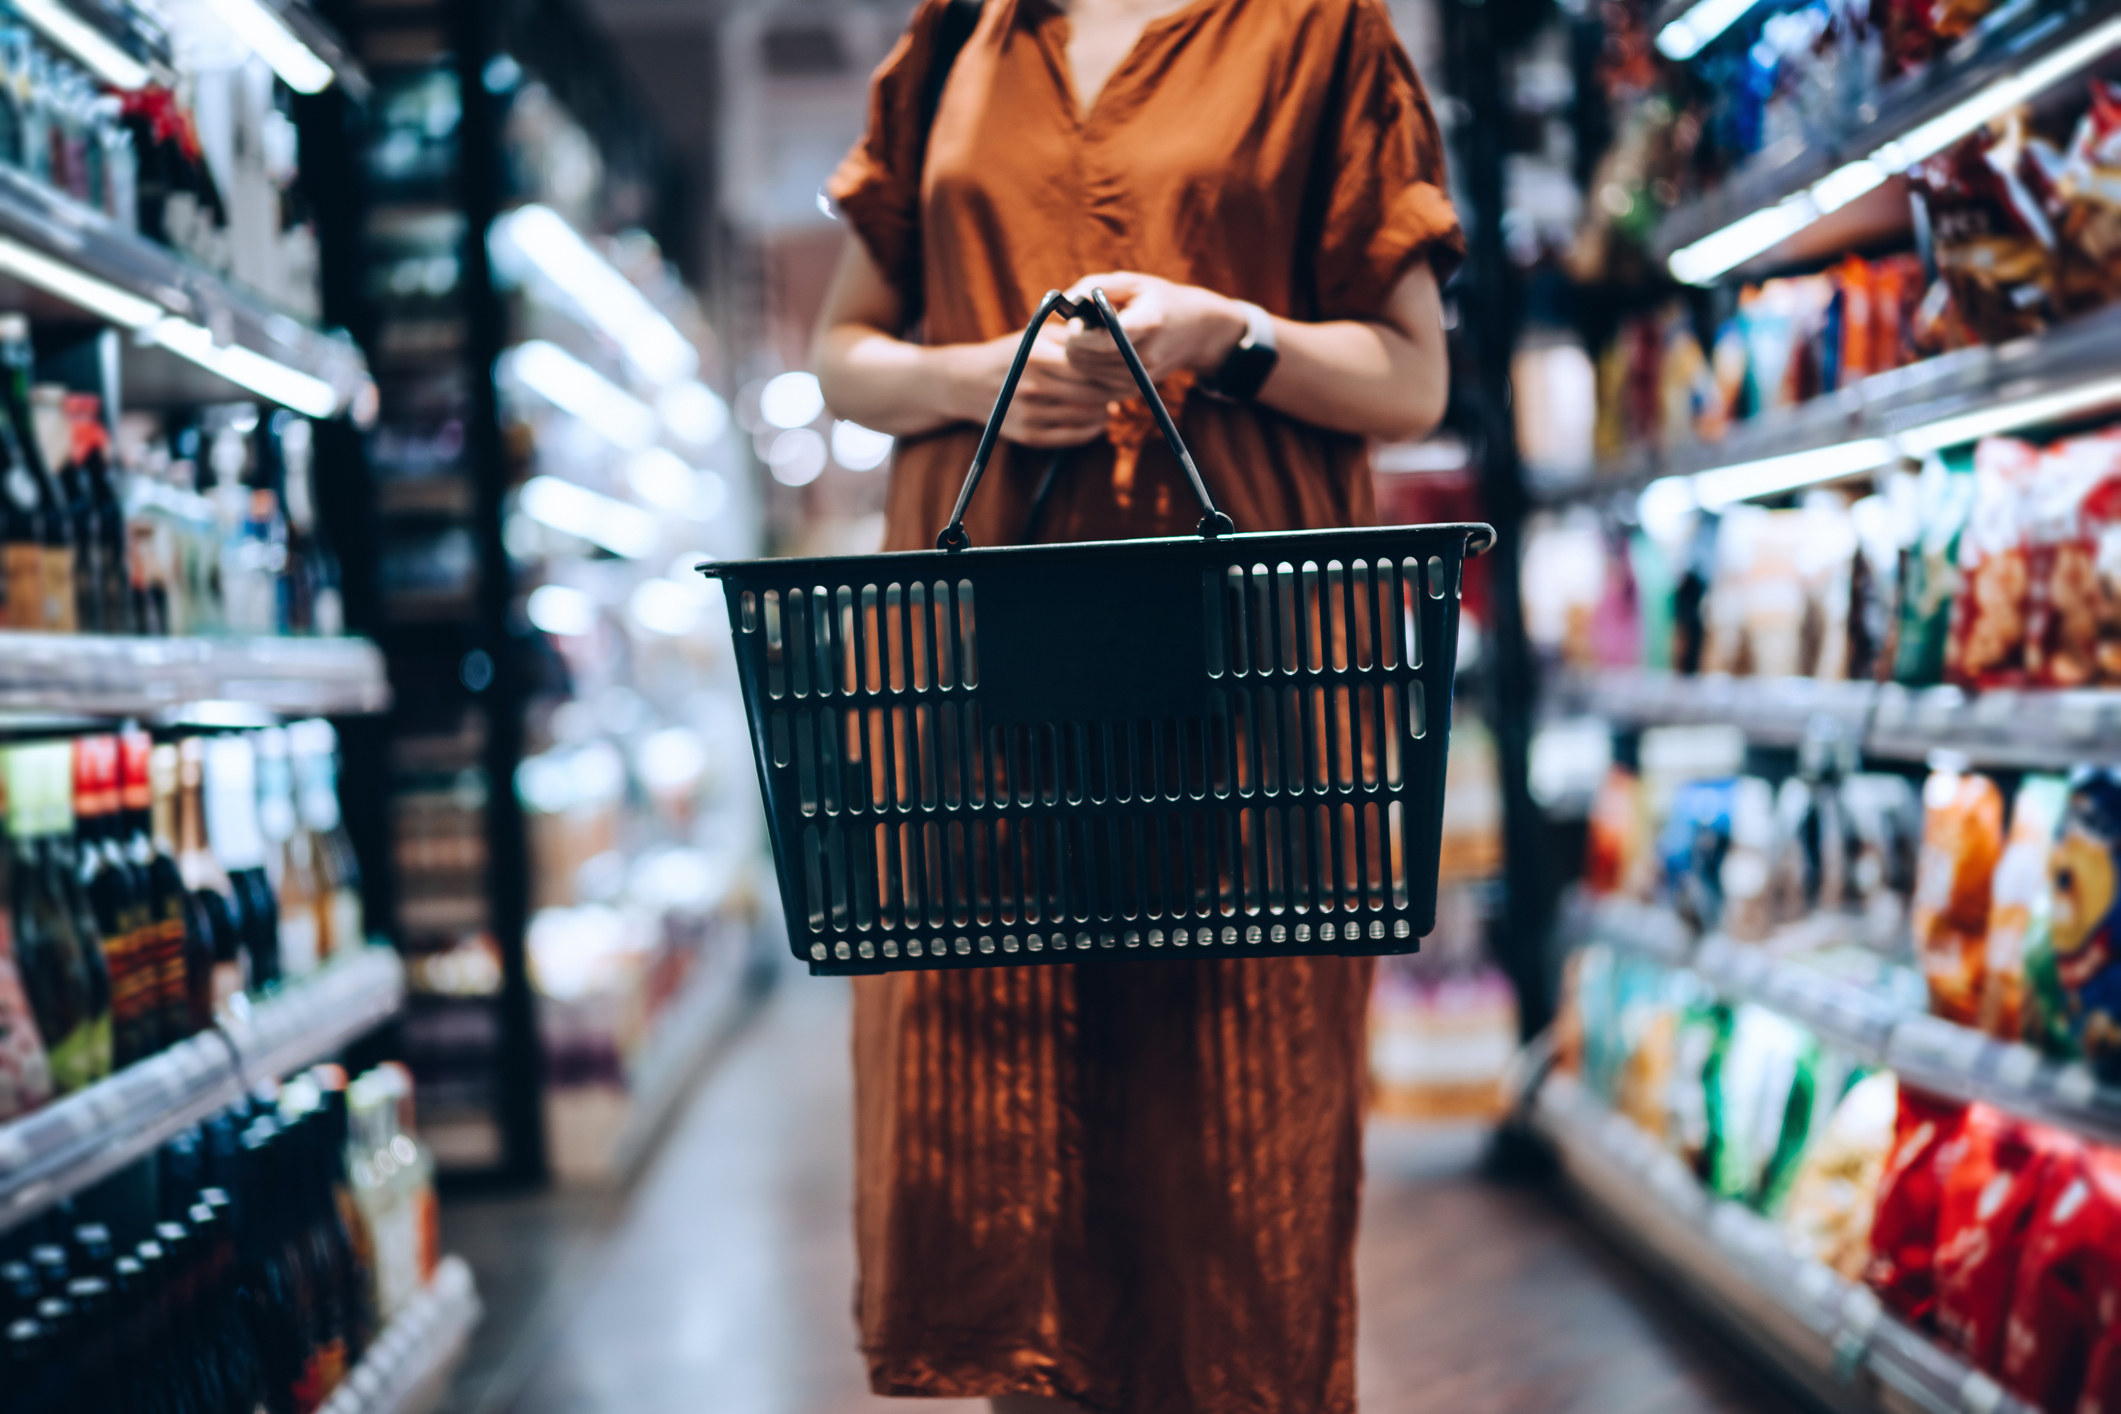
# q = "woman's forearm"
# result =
<box><xmin>1255</xmin><ymin>315</ymin><xmax>1446</xmax><ymax>444</ymax></box>
<box><xmin>815</xmin><ymin>325</ymin><xmax>985</xmax><ymax>437</ymax></box>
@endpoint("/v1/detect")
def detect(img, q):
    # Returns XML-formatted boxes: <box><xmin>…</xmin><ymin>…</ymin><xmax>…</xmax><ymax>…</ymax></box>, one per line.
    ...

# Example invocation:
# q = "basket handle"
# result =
<box><xmin>936</xmin><ymin>287</ymin><xmax>1235</xmax><ymax>551</ymax></box>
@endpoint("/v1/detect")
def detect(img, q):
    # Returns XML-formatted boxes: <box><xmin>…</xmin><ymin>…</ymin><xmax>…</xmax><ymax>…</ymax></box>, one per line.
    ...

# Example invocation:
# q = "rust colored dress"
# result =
<box><xmin>825</xmin><ymin>0</ymin><xmax>1462</xmax><ymax>1407</ymax></box>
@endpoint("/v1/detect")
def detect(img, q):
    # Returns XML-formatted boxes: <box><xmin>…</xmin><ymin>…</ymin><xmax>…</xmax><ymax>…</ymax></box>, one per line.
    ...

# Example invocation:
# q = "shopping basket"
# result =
<box><xmin>702</xmin><ymin>288</ymin><xmax>1494</xmax><ymax>975</ymax></box>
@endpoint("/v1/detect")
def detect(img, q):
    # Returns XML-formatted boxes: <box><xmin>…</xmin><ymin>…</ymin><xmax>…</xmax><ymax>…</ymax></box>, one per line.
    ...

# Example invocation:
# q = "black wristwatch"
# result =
<box><xmin>1209</xmin><ymin>300</ymin><xmax>1279</xmax><ymax>401</ymax></box>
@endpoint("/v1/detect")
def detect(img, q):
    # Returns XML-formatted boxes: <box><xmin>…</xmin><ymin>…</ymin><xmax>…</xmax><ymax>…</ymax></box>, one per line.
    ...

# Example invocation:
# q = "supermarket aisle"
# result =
<box><xmin>457</xmin><ymin>972</ymin><xmax>1793</xmax><ymax>1414</ymax></box>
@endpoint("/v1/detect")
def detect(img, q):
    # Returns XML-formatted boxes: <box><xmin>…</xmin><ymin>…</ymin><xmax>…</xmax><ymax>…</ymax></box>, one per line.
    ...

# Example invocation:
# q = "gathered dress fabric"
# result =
<box><xmin>825</xmin><ymin>0</ymin><xmax>1462</xmax><ymax>1407</ymax></box>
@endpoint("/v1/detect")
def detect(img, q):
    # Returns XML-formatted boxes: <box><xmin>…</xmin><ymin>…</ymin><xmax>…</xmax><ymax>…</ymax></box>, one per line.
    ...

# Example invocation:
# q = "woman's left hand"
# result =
<box><xmin>1061</xmin><ymin>272</ymin><xmax>1247</xmax><ymax>394</ymax></box>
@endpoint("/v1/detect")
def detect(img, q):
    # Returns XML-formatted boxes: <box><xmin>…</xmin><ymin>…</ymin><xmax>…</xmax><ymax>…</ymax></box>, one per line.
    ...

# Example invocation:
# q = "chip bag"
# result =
<box><xmin>2026</xmin><ymin>432</ymin><xmax>2121</xmax><ymax>689</ymax></box>
<box><xmin>1912</xmin><ymin>113</ymin><xmax>2060</xmax><ymax>345</ymax></box>
<box><xmin>2054</xmin><ymin>81</ymin><xmax>2121</xmax><ymax>318</ymax></box>
<box><xmin>1913</xmin><ymin>769</ymin><xmax>2007</xmax><ymax>1025</ymax></box>
<box><xmin>2032</xmin><ymin>771</ymin><xmax>2121</xmax><ymax>1080</ymax></box>
<box><xmin>1895</xmin><ymin>448</ymin><xmax>1977</xmax><ymax>686</ymax></box>
<box><xmin>1783</xmin><ymin>1070</ymin><xmax>1899</xmax><ymax>1280</ymax></box>
<box><xmin>1948</xmin><ymin>436</ymin><xmax>2041</xmax><ymax>689</ymax></box>
<box><xmin>1987</xmin><ymin>775</ymin><xmax>2075</xmax><ymax>1041</ymax></box>
<box><xmin>1866</xmin><ymin>1085</ymin><xmax>1969</xmax><ymax>1323</ymax></box>
<box><xmin>1936</xmin><ymin>1106</ymin><xmax>2077</xmax><ymax>1373</ymax></box>
<box><xmin>2002</xmin><ymin>1148</ymin><xmax>2121</xmax><ymax>1413</ymax></box>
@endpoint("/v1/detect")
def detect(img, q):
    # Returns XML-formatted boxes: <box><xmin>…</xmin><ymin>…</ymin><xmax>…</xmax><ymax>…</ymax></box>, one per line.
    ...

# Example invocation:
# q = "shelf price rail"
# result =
<box><xmin>1535</xmin><ymin>1069</ymin><xmax>2038</xmax><ymax>1414</ymax></box>
<box><xmin>320</xmin><ymin>1256</ymin><xmax>480</xmax><ymax>1414</ymax></box>
<box><xmin>0</xmin><ymin>946</ymin><xmax>404</xmax><ymax>1234</ymax></box>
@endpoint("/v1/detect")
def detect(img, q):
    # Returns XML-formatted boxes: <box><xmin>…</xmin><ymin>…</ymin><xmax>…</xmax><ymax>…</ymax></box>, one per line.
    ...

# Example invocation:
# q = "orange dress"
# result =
<box><xmin>826</xmin><ymin>0</ymin><xmax>1461</xmax><ymax>1406</ymax></box>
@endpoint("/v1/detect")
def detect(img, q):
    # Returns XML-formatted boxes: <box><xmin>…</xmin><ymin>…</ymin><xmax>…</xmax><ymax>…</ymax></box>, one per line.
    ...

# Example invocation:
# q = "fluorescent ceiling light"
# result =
<box><xmin>759</xmin><ymin>372</ymin><xmax>824</xmax><ymax>430</ymax></box>
<box><xmin>1670</xmin><ymin>15</ymin><xmax>2121</xmax><ymax>285</ymax></box>
<box><xmin>13</xmin><ymin>0</ymin><xmax>150</xmax><ymax>88</ymax></box>
<box><xmin>520</xmin><ymin>475</ymin><xmax>659</xmax><ymax>558</ymax></box>
<box><xmin>0</xmin><ymin>236</ymin><xmax>164</xmax><ymax>327</ymax></box>
<box><xmin>504</xmin><ymin>340</ymin><xmax>657</xmax><ymax>450</ymax></box>
<box><xmin>148</xmin><ymin>319</ymin><xmax>339</xmax><ymax>417</ymax></box>
<box><xmin>201</xmin><ymin>0</ymin><xmax>335</xmax><ymax>93</ymax></box>
<box><xmin>490</xmin><ymin>205</ymin><xmax>697</xmax><ymax>386</ymax></box>
<box><xmin>1655</xmin><ymin>0</ymin><xmax>1757</xmax><ymax>61</ymax></box>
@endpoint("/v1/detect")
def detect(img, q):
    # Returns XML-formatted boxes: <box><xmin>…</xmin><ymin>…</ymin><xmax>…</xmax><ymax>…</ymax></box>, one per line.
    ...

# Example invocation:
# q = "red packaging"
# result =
<box><xmin>1936</xmin><ymin>1107</ymin><xmax>2078</xmax><ymax>1371</ymax></box>
<box><xmin>2003</xmin><ymin>1149</ymin><xmax>2121</xmax><ymax>1413</ymax></box>
<box><xmin>1947</xmin><ymin>437</ymin><xmax>2041</xmax><ymax>690</ymax></box>
<box><xmin>2025</xmin><ymin>431</ymin><xmax>2121</xmax><ymax>688</ymax></box>
<box><xmin>2083</xmin><ymin>1332</ymin><xmax>2121</xmax><ymax>1414</ymax></box>
<box><xmin>1866</xmin><ymin>1086</ymin><xmax>1970</xmax><ymax>1322</ymax></box>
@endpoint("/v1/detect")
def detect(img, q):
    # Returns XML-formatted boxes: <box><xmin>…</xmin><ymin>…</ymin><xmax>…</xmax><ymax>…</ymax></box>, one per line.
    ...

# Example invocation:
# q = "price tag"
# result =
<box><xmin>2057</xmin><ymin>1064</ymin><xmax>2099</xmax><ymax>1108</ymax></box>
<box><xmin>1833</xmin><ymin>1288</ymin><xmax>1883</xmax><ymax>1383</ymax></box>
<box><xmin>1973</xmin><ymin>691</ymin><xmax>2017</xmax><ymax>730</ymax></box>
<box><xmin>1997</xmin><ymin>1045</ymin><xmax>2042</xmax><ymax>1089</ymax></box>
<box><xmin>1960</xmin><ymin>1370</ymin><xmax>2004</xmax><ymax>1414</ymax></box>
<box><xmin>2059</xmin><ymin>694</ymin><xmax>2107</xmax><ymax>743</ymax></box>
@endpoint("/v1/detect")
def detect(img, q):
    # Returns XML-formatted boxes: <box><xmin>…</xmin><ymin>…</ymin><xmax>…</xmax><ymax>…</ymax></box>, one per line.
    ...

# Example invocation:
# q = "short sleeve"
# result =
<box><xmin>1309</xmin><ymin>0</ymin><xmax>1465</xmax><ymax>319</ymax></box>
<box><xmin>825</xmin><ymin>0</ymin><xmax>953</xmax><ymax>308</ymax></box>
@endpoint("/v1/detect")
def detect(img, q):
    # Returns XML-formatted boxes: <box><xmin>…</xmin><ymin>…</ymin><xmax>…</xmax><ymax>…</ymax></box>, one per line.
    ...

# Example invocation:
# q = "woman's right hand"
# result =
<box><xmin>951</xmin><ymin>323</ymin><xmax>1111</xmax><ymax>448</ymax></box>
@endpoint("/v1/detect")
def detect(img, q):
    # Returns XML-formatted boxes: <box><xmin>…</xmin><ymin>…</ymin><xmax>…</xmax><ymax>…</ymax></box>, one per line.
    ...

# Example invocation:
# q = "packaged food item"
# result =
<box><xmin>1986</xmin><ymin>775</ymin><xmax>2074</xmax><ymax>1041</ymax></box>
<box><xmin>1895</xmin><ymin>449</ymin><xmax>1977</xmax><ymax>686</ymax></box>
<box><xmin>1913</xmin><ymin>769</ymin><xmax>2007</xmax><ymax>1025</ymax></box>
<box><xmin>2001</xmin><ymin>1147</ymin><xmax>2121</xmax><ymax>1412</ymax></box>
<box><xmin>1706</xmin><ymin>1004</ymin><xmax>1818</xmax><ymax>1211</ymax></box>
<box><xmin>1947</xmin><ymin>436</ymin><xmax>2040</xmax><ymax>689</ymax></box>
<box><xmin>1844</xmin><ymin>771</ymin><xmax>1924</xmax><ymax>946</ymax></box>
<box><xmin>1722</xmin><ymin>776</ymin><xmax>1778</xmax><ymax>942</ymax></box>
<box><xmin>1661</xmin><ymin>778</ymin><xmax>1738</xmax><ymax>933</ymax></box>
<box><xmin>2024</xmin><ymin>431</ymin><xmax>2121</xmax><ymax>689</ymax></box>
<box><xmin>2031</xmin><ymin>771</ymin><xmax>2121</xmax><ymax>1079</ymax></box>
<box><xmin>2053</xmin><ymin>82</ymin><xmax>2121</xmax><ymax>318</ymax></box>
<box><xmin>1936</xmin><ymin>1106</ymin><xmax>2076</xmax><ymax>1372</ymax></box>
<box><xmin>1912</xmin><ymin>114</ymin><xmax>2060</xmax><ymax>344</ymax></box>
<box><xmin>1783</xmin><ymin>1070</ymin><xmax>1898</xmax><ymax>1280</ymax></box>
<box><xmin>1584</xmin><ymin>765</ymin><xmax>1650</xmax><ymax>899</ymax></box>
<box><xmin>1866</xmin><ymin>1085</ymin><xmax>1969</xmax><ymax>1323</ymax></box>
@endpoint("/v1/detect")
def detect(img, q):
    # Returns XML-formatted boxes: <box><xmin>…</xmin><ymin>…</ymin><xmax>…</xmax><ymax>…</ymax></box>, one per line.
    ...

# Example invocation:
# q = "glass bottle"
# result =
<box><xmin>72</xmin><ymin>737</ymin><xmax>145</xmax><ymax>1064</ymax></box>
<box><xmin>0</xmin><ymin>744</ymin><xmax>53</xmax><ymax>1118</ymax></box>
<box><xmin>8</xmin><ymin>744</ymin><xmax>106</xmax><ymax>1091</ymax></box>
<box><xmin>255</xmin><ymin>728</ymin><xmax>318</xmax><ymax>979</ymax></box>
<box><xmin>63</xmin><ymin>394</ymin><xmax>130</xmax><ymax>632</ymax></box>
<box><xmin>291</xmin><ymin>720</ymin><xmax>362</xmax><ymax>959</ymax></box>
<box><xmin>0</xmin><ymin>340</ymin><xmax>48</xmax><ymax>631</ymax></box>
<box><xmin>204</xmin><ymin>734</ymin><xmax>278</xmax><ymax>989</ymax></box>
<box><xmin>126</xmin><ymin>732</ymin><xmax>190</xmax><ymax>1048</ymax></box>
<box><xmin>175</xmin><ymin>738</ymin><xmax>243</xmax><ymax>1012</ymax></box>
<box><xmin>276</xmin><ymin>416</ymin><xmax>340</xmax><ymax>636</ymax></box>
<box><xmin>150</xmin><ymin>742</ymin><xmax>211</xmax><ymax>1036</ymax></box>
<box><xmin>0</xmin><ymin>317</ymin><xmax>70</xmax><ymax>632</ymax></box>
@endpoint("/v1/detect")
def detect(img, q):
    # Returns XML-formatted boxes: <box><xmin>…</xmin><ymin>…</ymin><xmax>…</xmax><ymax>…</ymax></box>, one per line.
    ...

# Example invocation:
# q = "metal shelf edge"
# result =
<box><xmin>0</xmin><ymin>632</ymin><xmax>391</xmax><ymax>717</ymax></box>
<box><xmin>1535</xmin><ymin>1071</ymin><xmax>2041</xmax><ymax>1414</ymax></box>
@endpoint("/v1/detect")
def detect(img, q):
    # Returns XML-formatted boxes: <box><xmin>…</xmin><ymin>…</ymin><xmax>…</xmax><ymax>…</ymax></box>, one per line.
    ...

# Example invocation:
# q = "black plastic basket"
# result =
<box><xmin>703</xmin><ymin>289</ymin><xmax>1493</xmax><ymax>975</ymax></box>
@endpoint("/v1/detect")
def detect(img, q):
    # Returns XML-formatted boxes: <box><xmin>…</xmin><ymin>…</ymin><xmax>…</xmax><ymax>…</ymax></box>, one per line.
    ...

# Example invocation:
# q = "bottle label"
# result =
<box><xmin>3</xmin><ymin>543</ymin><xmax>38</xmax><ymax>630</ymax></box>
<box><xmin>41</xmin><ymin>544</ymin><xmax>74</xmax><ymax>631</ymax></box>
<box><xmin>46</xmin><ymin>1020</ymin><xmax>100</xmax><ymax>1093</ymax></box>
<box><xmin>155</xmin><ymin>909</ymin><xmax>188</xmax><ymax>1037</ymax></box>
<box><xmin>329</xmin><ymin>891</ymin><xmax>362</xmax><ymax>959</ymax></box>
<box><xmin>279</xmin><ymin>911</ymin><xmax>319</xmax><ymax>979</ymax></box>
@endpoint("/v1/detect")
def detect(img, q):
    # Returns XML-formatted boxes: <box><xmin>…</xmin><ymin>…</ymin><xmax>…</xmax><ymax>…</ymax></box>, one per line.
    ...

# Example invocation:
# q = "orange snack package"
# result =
<box><xmin>1913</xmin><ymin>768</ymin><xmax>2007</xmax><ymax>1024</ymax></box>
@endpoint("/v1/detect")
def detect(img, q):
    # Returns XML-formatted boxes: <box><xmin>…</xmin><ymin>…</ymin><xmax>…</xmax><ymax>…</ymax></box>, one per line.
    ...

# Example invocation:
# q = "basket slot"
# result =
<box><xmin>955</xmin><ymin>579</ymin><xmax>979</xmax><ymax>687</ymax></box>
<box><xmin>1398</xmin><ymin>558</ymin><xmax>1424</xmax><ymax>668</ymax></box>
<box><xmin>764</xmin><ymin>591</ymin><xmax>785</xmax><ymax>699</ymax></box>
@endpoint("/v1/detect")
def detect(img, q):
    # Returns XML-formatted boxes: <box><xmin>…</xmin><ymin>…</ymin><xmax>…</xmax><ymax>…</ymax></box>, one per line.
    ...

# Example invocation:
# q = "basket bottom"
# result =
<box><xmin>795</xmin><ymin>912</ymin><xmax>1425</xmax><ymax>975</ymax></box>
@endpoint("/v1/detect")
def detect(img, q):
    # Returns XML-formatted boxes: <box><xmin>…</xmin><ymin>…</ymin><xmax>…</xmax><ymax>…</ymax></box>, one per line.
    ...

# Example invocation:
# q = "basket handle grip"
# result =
<box><xmin>937</xmin><ymin>287</ymin><xmax>1234</xmax><ymax>551</ymax></box>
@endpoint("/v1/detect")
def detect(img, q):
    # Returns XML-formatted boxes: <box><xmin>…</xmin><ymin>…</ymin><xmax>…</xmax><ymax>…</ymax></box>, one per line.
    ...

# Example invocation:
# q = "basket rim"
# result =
<box><xmin>697</xmin><ymin>519</ymin><xmax>1495</xmax><ymax>580</ymax></box>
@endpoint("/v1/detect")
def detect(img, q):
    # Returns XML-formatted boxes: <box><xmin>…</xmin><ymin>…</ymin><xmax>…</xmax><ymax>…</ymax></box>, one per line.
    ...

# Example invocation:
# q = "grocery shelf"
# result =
<box><xmin>318</xmin><ymin>1256</ymin><xmax>480</xmax><ymax>1414</ymax></box>
<box><xmin>1649</xmin><ymin>0</ymin><xmax>2121</xmax><ymax>277</ymax></box>
<box><xmin>1536</xmin><ymin>301</ymin><xmax>2121</xmax><ymax>504</ymax></box>
<box><xmin>0</xmin><ymin>164</ymin><xmax>371</xmax><ymax>417</ymax></box>
<box><xmin>0</xmin><ymin>631</ymin><xmax>391</xmax><ymax>718</ymax></box>
<box><xmin>1551</xmin><ymin>667</ymin><xmax>2121</xmax><ymax>772</ymax></box>
<box><xmin>0</xmin><ymin>946</ymin><xmax>407</xmax><ymax>1234</ymax></box>
<box><xmin>1535</xmin><ymin>1069</ymin><xmax>2038</xmax><ymax>1414</ymax></box>
<box><xmin>1578</xmin><ymin>899</ymin><xmax>2121</xmax><ymax>1148</ymax></box>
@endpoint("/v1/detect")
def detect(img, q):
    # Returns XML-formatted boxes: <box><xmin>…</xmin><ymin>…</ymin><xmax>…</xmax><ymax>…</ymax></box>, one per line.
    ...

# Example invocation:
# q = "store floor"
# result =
<box><xmin>437</xmin><ymin>970</ymin><xmax>1799</xmax><ymax>1414</ymax></box>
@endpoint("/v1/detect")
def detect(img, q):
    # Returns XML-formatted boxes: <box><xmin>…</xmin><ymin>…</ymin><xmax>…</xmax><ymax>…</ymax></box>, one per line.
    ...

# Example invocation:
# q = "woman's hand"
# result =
<box><xmin>947</xmin><ymin>322</ymin><xmax>1112</xmax><ymax>447</ymax></box>
<box><xmin>1061</xmin><ymin>272</ymin><xmax>1247</xmax><ymax>394</ymax></box>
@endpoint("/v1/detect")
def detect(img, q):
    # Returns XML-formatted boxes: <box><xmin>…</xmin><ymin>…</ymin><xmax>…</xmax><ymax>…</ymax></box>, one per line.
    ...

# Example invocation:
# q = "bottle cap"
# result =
<box><xmin>119</xmin><ymin>731</ymin><xmax>151</xmax><ymax>812</ymax></box>
<box><xmin>72</xmin><ymin>737</ymin><xmax>117</xmax><ymax>819</ymax></box>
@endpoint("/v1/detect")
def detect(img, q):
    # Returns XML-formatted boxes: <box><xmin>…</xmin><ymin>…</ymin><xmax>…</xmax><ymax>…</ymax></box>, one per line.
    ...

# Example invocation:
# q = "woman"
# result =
<box><xmin>811</xmin><ymin>0</ymin><xmax>1462</xmax><ymax>1404</ymax></box>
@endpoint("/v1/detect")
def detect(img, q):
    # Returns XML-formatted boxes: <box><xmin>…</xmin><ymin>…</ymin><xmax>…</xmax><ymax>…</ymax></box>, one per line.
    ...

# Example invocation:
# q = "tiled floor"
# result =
<box><xmin>440</xmin><ymin>971</ymin><xmax>1796</xmax><ymax>1414</ymax></box>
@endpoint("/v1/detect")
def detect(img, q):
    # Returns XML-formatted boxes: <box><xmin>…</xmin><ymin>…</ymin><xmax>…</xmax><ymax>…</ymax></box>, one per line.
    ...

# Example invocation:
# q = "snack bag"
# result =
<box><xmin>1912</xmin><ymin>769</ymin><xmax>2007</xmax><ymax>1025</ymax></box>
<box><xmin>1866</xmin><ymin>1085</ymin><xmax>1970</xmax><ymax>1322</ymax></box>
<box><xmin>2054</xmin><ymin>82</ymin><xmax>2121</xmax><ymax>318</ymax></box>
<box><xmin>1782</xmin><ymin>1071</ymin><xmax>1898</xmax><ymax>1280</ymax></box>
<box><xmin>1661</xmin><ymin>778</ymin><xmax>1739</xmax><ymax>933</ymax></box>
<box><xmin>1947</xmin><ymin>436</ymin><xmax>2040</xmax><ymax>689</ymax></box>
<box><xmin>2033</xmin><ymin>772</ymin><xmax>2121</xmax><ymax>1080</ymax></box>
<box><xmin>1895</xmin><ymin>449</ymin><xmax>1976</xmax><ymax>686</ymax></box>
<box><xmin>1986</xmin><ymin>776</ymin><xmax>2075</xmax><ymax>1041</ymax></box>
<box><xmin>1584</xmin><ymin>765</ymin><xmax>1649</xmax><ymax>899</ymax></box>
<box><xmin>2025</xmin><ymin>432</ymin><xmax>2121</xmax><ymax>689</ymax></box>
<box><xmin>1911</xmin><ymin>113</ymin><xmax>2060</xmax><ymax>344</ymax></box>
<box><xmin>1844</xmin><ymin>771</ymin><xmax>1924</xmax><ymax>945</ymax></box>
<box><xmin>1706</xmin><ymin>1004</ymin><xmax>1817</xmax><ymax>1211</ymax></box>
<box><xmin>1936</xmin><ymin>1106</ymin><xmax>2076</xmax><ymax>1372</ymax></box>
<box><xmin>2002</xmin><ymin>1148</ymin><xmax>2121</xmax><ymax>1412</ymax></box>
